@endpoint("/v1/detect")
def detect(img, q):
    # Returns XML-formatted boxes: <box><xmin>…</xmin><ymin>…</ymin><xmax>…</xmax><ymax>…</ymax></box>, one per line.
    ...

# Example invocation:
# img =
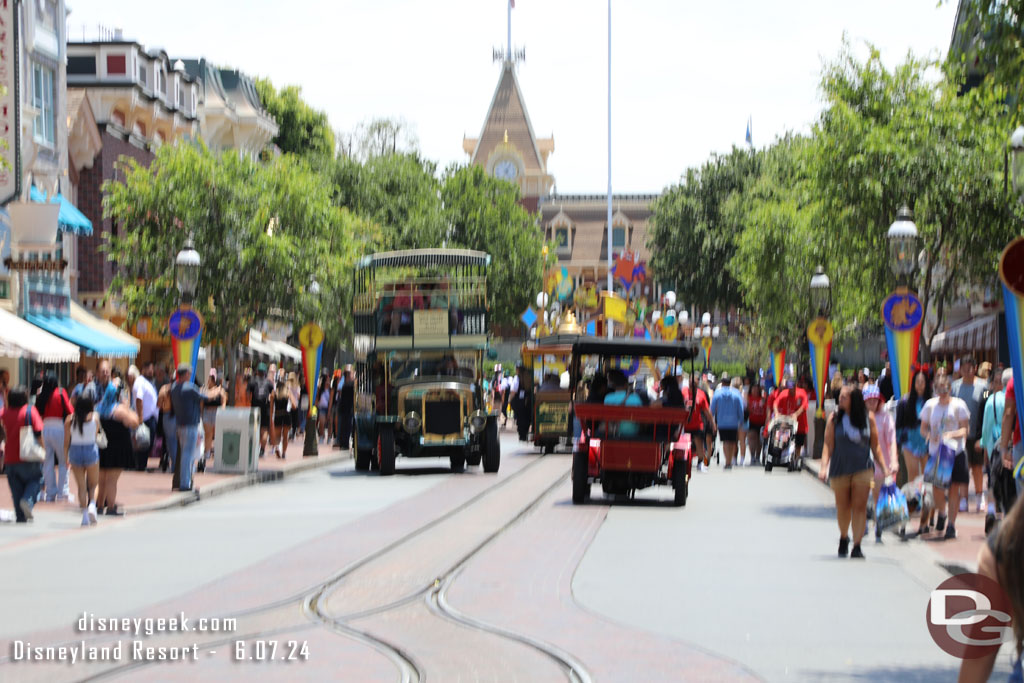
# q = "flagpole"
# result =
<box><xmin>606</xmin><ymin>0</ymin><xmax>613</xmax><ymax>338</ymax></box>
<box><xmin>508</xmin><ymin>0</ymin><xmax>512</xmax><ymax>61</ymax></box>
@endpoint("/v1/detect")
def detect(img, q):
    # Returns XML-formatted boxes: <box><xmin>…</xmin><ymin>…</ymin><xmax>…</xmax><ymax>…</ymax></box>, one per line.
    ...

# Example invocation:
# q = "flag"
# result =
<box><xmin>745</xmin><ymin>116</ymin><xmax>752</xmax><ymax>146</ymax></box>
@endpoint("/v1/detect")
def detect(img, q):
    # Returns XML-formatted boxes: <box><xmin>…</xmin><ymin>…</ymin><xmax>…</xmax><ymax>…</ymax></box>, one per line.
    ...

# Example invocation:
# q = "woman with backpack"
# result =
<box><xmin>38</xmin><ymin>372</ymin><xmax>74</xmax><ymax>502</ymax></box>
<box><xmin>64</xmin><ymin>389</ymin><xmax>101</xmax><ymax>526</ymax></box>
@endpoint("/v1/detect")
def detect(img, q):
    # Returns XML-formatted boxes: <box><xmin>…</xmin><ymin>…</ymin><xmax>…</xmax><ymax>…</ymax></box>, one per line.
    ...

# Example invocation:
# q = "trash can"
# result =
<box><xmin>213</xmin><ymin>408</ymin><xmax>260</xmax><ymax>474</ymax></box>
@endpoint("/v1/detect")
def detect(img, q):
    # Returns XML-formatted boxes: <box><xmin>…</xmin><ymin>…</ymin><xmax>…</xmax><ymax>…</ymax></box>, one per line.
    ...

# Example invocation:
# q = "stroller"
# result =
<box><xmin>763</xmin><ymin>415</ymin><xmax>800</xmax><ymax>473</ymax></box>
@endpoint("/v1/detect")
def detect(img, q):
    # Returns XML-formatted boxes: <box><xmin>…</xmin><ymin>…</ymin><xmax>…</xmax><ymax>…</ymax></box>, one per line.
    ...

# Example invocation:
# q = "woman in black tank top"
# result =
<box><xmin>270</xmin><ymin>380</ymin><xmax>294</xmax><ymax>458</ymax></box>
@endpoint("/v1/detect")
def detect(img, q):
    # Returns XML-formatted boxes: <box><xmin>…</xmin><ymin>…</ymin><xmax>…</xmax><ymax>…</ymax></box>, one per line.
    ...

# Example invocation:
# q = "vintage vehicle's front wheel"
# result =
<box><xmin>354</xmin><ymin>431</ymin><xmax>372</xmax><ymax>471</ymax></box>
<box><xmin>377</xmin><ymin>426</ymin><xmax>396</xmax><ymax>476</ymax></box>
<box><xmin>572</xmin><ymin>445</ymin><xmax>589</xmax><ymax>504</ymax></box>
<box><xmin>673</xmin><ymin>457</ymin><xmax>688</xmax><ymax>507</ymax></box>
<box><xmin>482</xmin><ymin>419</ymin><xmax>500</xmax><ymax>473</ymax></box>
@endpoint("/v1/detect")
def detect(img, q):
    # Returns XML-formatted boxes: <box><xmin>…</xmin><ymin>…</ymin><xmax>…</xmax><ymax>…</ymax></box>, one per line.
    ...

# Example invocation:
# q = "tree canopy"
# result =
<box><xmin>254</xmin><ymin>78</ymin><xmax>336</xmax><ymax>159</ymax></box>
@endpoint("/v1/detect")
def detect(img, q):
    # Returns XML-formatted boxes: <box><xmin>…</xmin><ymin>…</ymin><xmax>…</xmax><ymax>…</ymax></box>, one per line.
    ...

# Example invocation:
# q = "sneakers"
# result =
<box><xmin>87</xmin><ymin>502</ymin><xmax>97</xmax><ymax>525</ymax></box>
<box><xmin>944</xmin><ymin>524</ymin><xmax>957</xmax><ymax>540</ymax></box>
<box><xmin>936</xmin><ymin>515</ymin><xmax>947</xmax><ymax>532</ymax></box>
<box><xmin>851</xmin><ymin>544</ymin><xmax>865</xmax><ymax>559</ymax></box>
<box><xmin>985</xmin><ymin>513</ymin><xmax>996</xmax><ymax>536</ymax></box>
<box><xmin>81</xmin><ymin>509</ymin><xmax>90</xmax><ymax>527</ymax></box>
<box><xmin>838</xmin><ymin>537</ymin><xmax>850</xmax><ymax>557</ymax></box>
<box><xmin>699</xmin><ymin>462</ymin><xmax>709</xmax><ymax>473</ymax></box>
<box><xmin>959</xmin><ymin>497</ymin><xmax>968</xmax><ymax>512</ymax></box>
<box><xmin>104</xmin><ymin>506</ymin><xmax>124</xmax><ymax>517</ymax></box>
<box><xmin>875</xmin><ymin>527</ymin><xmax>883</xmax><ymax>543</ymax></box>
<box><xmin>18</xmin><ymin>499</ymin><xmax>33</xmax><ymax>521</ymax></box>
<box><xmin>976</xmin><ymin>494</ymin><xmax>986</xmax><ymax>514</ymax></box>
<box><xmin>724</xmin><ymin>463</ymin><xmax>733</xmax><ymax>471</ymax></box>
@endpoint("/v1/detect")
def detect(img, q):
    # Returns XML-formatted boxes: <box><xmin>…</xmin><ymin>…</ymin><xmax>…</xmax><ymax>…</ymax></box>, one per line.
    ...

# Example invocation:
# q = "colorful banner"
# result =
<box><xmin>769</xmin><ymin>349</ymin><xmax>786</xmax><ymax>386</ymax></box>
<box><xmin>169</xmin><ymin>307</ymin><xmax>203</xmax><ymax>383</ymax></box>
<box><xmin>701</xmin><ymin>336</ymin><xmax>712</xmax><ymax>368</ymax></box>
<box><xmin>299</xmin><ymin>322</ymin><xmax>324</xmax><ymax>417</ymax></box>
<box><xmin>603</xmin><ymin>292</ymin><xmax>628</xmax><ymax>323</ymax></box>
<box><xmin>1000</xmin><ymin>238</ymin><xmax>1024</xmax><ymax>458</ymax></box>
<box><xmin>807</xmin><ymin>317</ymin><xmax>834</xmax><ymax>418</ymax></box>
<box><xmin>881</xmin><ymin>289</ymin><xmax>923</xmax><ymax>400</ymax></box>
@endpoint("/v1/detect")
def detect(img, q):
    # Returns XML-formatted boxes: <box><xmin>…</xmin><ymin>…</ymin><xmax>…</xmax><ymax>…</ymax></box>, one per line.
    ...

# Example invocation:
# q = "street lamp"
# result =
<box><xmin>809</xmin><ymin>265</ymin><xmax>831</xmax><ymax>318</ymax></box>
<box><xmin>303</xmin><ymin>279</ymin><xmax>322</xmax><ymax>457</ymax></box>
<box><xmin>887</xmin><ymin>205</ymin><xmax>919</xmax><ymax>286</ymax></box>
<box><xmin>175</xmin><ymin>235</ymin><xmax>201</xmax><ymax>306</ymax></box>
<box><xmin>1010</xmin><ymin>126</ymin><xmax>1024</xmax><ymax>197</ymax></box>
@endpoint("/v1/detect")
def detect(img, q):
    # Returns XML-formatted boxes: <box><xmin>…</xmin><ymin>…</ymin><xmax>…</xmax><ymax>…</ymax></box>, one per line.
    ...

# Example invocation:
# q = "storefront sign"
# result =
<box><xmin>0</xmin><ymin>0</ymin><xmax>20</xmax><ymax>204</ymax></box>
<box><xmin>536</xmin><ymin>401</ymin><xmax>570</xmax><ymax>435</ymax></box>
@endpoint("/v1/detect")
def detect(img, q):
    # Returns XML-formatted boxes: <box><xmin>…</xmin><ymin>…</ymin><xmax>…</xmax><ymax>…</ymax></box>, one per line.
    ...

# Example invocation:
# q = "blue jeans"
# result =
<box><xmin>42</xmin><ymin>423</ymin><xmax>69</xmax><ymax>500</ymax></box>
<box><xmin>176</xmin><ymin>423</ymin><xmax>200</xmax><ymax>490</ymax></box>
<box><xmin>7</xmin><ymin>462</ymin><xmax>43</xmax><ymax>522</ymax></box>
<box><xmin>162</xmin><ymin>413</ymin><xmax>177</xmax><ymax>473</ymax></box>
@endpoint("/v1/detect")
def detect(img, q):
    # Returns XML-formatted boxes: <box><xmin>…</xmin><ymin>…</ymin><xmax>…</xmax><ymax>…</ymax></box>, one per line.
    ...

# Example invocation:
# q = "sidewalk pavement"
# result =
<box><xmin>802</xmin><ymin>456</ymin><xmax>985</xmax><ymax>574</ymax></box>
<box><xmin>0</xmin><ymin>434</ymin><xmax>351</xmax><ymax>519</ymax></box>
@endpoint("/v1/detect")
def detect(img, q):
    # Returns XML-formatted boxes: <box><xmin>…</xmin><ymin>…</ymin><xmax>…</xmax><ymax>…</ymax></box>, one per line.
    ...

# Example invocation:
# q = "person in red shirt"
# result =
<box><xmin>1</xmin><ymin>385</ymin><xmax>45</xmax><ymax>522</ymax></box>
<box><xmin>746</xmin><ymin>384</ymin><xmax>768</xmax><ymax>464</ymax></box>
<box><xmin>683</xmin><ymin>374</ymin><xmax>716</xmax><ymax>472</ymax></box>
<box><xmin>773</xmin><ymin>377</ymin><xmax>810</xmax><ymax>463</ymax></box>
<box><xmin>38</xmin><ymin>372</ymin><xmax>74</xmax><ymax>502</ymax></box>
<box><xmin>999</xmin><ymin>375</ymin><xmax>1023</xmax><ymax>500</ymax></box>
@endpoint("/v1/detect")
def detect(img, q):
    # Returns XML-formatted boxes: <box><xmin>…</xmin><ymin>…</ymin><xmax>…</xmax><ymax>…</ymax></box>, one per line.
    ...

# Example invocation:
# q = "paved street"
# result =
<box><xmin>0</xmin><ymin>433</ymin><xmax>1014</xmax><ymax>681</ymax></box>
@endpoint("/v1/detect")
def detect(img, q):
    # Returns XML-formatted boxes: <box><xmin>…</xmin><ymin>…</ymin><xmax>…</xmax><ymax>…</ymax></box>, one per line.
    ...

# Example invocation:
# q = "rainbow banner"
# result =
<box><xmin>769</xmin><ymin>349</ymin><xmax>786</xmax><ymax>387</ymax></box>
<box><xmin>1000</xmin><ymin>238</ymin><xmax>1024</xmax><ymax>463</ymax></box>
<box><xmin>169</xmin><ymin>308</ymin><xmax>202</xmax><ymax>383</ymax></box>
<box><xmin>881</xmin><ymin>289</ymin><xmax>923</xmax><ymax>400</ymax></box>
<box><xmin>807</xmin><ymin>318</ymin><xmax>833</xmax><ymax>418</ymax></box>
<box><xmin>299</xmin><ymin>322</ymin><xmax>324</xmax><ymax>417</ymax></box>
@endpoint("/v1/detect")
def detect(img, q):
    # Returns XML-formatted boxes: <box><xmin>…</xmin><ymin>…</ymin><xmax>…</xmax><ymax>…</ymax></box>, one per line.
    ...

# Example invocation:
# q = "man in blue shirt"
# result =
<box><xmin>170</xmin><ymin>363</ymin><xmax>204</xmax><ymax>491</ymax></box>
<box><xmin>711</xmin><ymin>376</ymin><xmax>745</xmax><ymax>469</ymax></box>
<box><xmin>603</xmin><ymin>369</ymin><xmax>643</xmax><ymax>438</ymax></box>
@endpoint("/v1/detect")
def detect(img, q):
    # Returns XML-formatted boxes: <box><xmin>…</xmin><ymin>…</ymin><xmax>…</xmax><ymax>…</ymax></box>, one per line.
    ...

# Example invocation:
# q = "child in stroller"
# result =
<box><xmin>763</xmin><ymin>415</ymin><xmax>800</xmax><ymax>472</ymax></box>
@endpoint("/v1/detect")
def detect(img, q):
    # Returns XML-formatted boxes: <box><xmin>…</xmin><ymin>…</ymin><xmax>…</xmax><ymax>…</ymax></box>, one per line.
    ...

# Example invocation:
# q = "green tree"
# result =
<box><xmin>103</xmin><ymin>142</ymin><xmax>369</xmax><ymax>377</ymax></box>
<box><xmin>330</xmin><ymin>152</ymin><xmax>446</xmax><ymax>251</ymax></box>
<box><xmin>812</xmin><ymin>45</ymin><xmax>1018</xmax><ymax>351</ymax></box>
<box><xmin>440</xmin><ymin>164</ymin><xmax>546</xmax><ymax>327</ymax></box>
<box><xmin>648</xmin><ymin>147</ymin><xmax>760</xmax><ymax>312</ymax></box>
<box><xmin>254</xmin><ymin>78</ymin><xmax>336</xmax><ymax>159</ymax></box>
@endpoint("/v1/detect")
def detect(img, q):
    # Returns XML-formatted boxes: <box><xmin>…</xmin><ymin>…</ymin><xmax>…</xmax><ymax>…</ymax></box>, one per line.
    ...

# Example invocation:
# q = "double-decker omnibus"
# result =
<box><xmin>351</xmin><ymin>249</ymin><xmax>500</xmax><ymax>475</ymax></box>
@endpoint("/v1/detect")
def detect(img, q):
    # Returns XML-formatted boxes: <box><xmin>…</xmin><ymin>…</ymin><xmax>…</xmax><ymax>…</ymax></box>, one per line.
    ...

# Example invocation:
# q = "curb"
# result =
<box><xmin>800</xmin><ymin>457</ymin><xmax>970</xmax><ymax>576</ymax></box>
<box><xmin>123</xmin><ymin>451</ymin><xmax>353</xmax><ymax>515</ymax></box>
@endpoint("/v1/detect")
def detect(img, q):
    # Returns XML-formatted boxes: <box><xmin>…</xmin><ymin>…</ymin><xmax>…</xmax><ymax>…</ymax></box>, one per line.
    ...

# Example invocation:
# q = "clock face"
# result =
<box><xmin>494</xmin><ymin>159</ymin><xmax>519</xmax><ymax>181</ymax></box>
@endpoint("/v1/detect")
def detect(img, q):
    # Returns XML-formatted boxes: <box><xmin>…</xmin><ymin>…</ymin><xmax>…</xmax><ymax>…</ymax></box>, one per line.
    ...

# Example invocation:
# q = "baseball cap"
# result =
<box><xmin>862</xmin><ymin>384</ymin><xmax>881</xmax><ymax>401</ymax></box>
<box><xmin>257</xmin><ymin>362</ymin><xmax>268</xmax><ymax>373</ymax></box>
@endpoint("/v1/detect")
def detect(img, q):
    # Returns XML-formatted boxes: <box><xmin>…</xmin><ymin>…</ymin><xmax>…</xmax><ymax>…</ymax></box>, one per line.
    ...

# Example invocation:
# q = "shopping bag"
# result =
<box><xmin>19</xmin><ymin>409</ymin><xmax>45</xmax><ymax>463</ymax></box>
<box><xmin>875</xmin><ymin>482</ymin><xmax>910</xmax><ymax>531</ymax></box>
<box><xmin>923</xmin><ymin>444</ymin><xmax>955</xmax><ymax>489</ymax></box>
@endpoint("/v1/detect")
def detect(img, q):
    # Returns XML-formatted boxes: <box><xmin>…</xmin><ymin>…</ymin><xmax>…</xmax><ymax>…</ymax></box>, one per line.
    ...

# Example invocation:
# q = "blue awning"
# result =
<box><xmin>26</xmin><ymin>314</ymin><xmax>139</xmax><ymax>358</ymax></box>
<box><xmin>29</xmin><ymin>186</ymin><xmax>93</xmax><ymax>235</ymax></box>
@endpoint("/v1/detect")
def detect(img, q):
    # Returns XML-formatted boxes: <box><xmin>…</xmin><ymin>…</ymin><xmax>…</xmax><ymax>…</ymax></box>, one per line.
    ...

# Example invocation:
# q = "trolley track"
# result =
<box><xmin>50</xmin><ymin>447</ymin><xmax>592</xmax><ymax>682</ymax></box>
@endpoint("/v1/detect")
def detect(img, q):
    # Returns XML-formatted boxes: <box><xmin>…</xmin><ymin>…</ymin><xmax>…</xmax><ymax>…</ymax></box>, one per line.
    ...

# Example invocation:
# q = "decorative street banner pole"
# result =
<box><xmin>701</xmin><ymin>336</ymin><xmax>712</xmax><ymax>371</ymax></box>
<box><xmin>299</xmin><ymin>322</ymin><xmax>324</xmax><ymax>457</ymax></box>
<box><xmin>999</xmin><ymin>237</ymin><xmax>1024</xmax><ymax>478</ymax></box>
<box><xmin>807</xmin><ymin>318</ymin><xmax>834</xmax><ymax>418</ymax></box>
<box><xmin>168</xmin><ymin>307</ymin><xmax>203</xmax><ymax>383</ymax></box>
<box><xmin>769</xmin><ymin>349</ymin><xmax>786</xmax><ymax>387</ymax></box>
<box><xmin>881</xmin><ymin>289</ymin><xmax>923</xmax><ymax>400</ymax></box>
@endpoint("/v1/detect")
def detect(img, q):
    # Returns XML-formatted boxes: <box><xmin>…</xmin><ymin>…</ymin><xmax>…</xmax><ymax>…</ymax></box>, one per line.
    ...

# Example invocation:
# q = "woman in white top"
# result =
<box><xmin>919</xmin><ymin>372</ymin><xmax>971</xmax><ymax>540</ymax></box>
<box><xmin>63</xmin><ymin>389</ymin><xmax>102</xmax><ymax>526</ymax></box>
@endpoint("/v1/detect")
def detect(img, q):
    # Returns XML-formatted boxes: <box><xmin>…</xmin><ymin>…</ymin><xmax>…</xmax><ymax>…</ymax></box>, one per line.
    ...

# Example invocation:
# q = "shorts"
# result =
<box><xmin>951</xmin><ymin>451</ymin><xmax>970</xmax><ymax>485</ymax></box>
<box><xmin>718</xmin><ymin>428</ymin><xmax>739</xmax><ymax>443</ymax></box>
<box><xmin>273</xmin><ymin>416</ymin><xmax>290</xmax><ymax>429</ymax></box>
<box><xmin>258</xmin><ymin>406</ymin><xmax>271</xmax><ymax>430</ymax></box>
<box><xmin>795</xmin><ymin>433</ymin><xmax>807</xmax><ymax>448</ymax></box>
<box><xmin>68</xmin><ymin>443</ymin><xmax>99</xmax><ymax>468</ymax></box>
<box><xmin>685</xmin><ymin>429</ymin><xmax>704</xmax><ymax>445</ymax></box>
<box><xmin>829</xmin><ymin>468</ymin><xmax>874</xmax><ymax>490</ymax></box>
<box><xmin>966</xmin><ymin>438</ymin><xmax>984</xmax><ymax>466</ymax></box>
<box><xmin>202</xmin><ymin>407</ymin><xmax>218</xmax><ymax>428</ymax></box>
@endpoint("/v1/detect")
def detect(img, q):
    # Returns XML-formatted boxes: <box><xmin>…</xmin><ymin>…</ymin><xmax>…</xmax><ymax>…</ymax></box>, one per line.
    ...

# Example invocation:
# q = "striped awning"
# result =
<box><xmin>930</xmin><ymin>314</ymin><xmax>998</xmax><ymax>355</ymax></box>
<box><xmin>0</xmin><ymin>308</ymin><xmax>80</xmax><ymax>362</ymax></box>
<box><xmin>357</xmin><ymin>249</ymin><xmax>491</xmax><ymax>270</ymax></box>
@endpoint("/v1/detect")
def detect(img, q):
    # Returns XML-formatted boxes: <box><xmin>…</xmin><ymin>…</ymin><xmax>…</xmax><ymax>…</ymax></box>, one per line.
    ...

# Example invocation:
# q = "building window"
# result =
<box><xmin>555</xmin><ymin>227</ymin><xmax>569</xmax><ymax>248</ymax></box>
<box><xmin>106</xmin><ymin>54</ymin><xmax>126</xmax><ymax>75</ymax></box>
<box><xmin>138</xmin><ymin>63</ymin><xmax>148</xmax><ymax>86</ymax></box>
<box><xmin>0</xmin><ymin>278</ymin><xmax>8</xmax><ymax>299</ymax></box>
<box><xmin>157</xmin><ymin>70</ymin><xmax>166</xmax><ymax>95</ymax></box>
<box><xmin>177</xmin><ymin>86</ymin><xmax>184</xmax><ymax>109</ymax></box>
<box><xmin>31</xmin><ymin>63</ymin><xmax>55</xmax><ymax>146</ymax></box>
<box><xmin>612</xmin><ymin>226</ymin><xmax>626</xmax><ymax>249</ymax></box>
<box><xmin>67</xmin><ymin>56</ymin><xmax>96</xmax><ymax>75</ymax></box>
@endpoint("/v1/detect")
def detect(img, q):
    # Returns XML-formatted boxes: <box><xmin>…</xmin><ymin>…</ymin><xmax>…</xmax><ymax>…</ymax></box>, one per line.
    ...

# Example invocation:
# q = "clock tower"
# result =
<box><xmin>463</xmin><ymin>60</ymin><xmax>554</xmax><ymax>212</ymax></box>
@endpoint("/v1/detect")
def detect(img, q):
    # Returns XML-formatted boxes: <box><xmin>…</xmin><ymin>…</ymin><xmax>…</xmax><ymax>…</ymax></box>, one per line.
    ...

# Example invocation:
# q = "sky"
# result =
<box><xmin>65</xmin><ymin>0</ymin><xmax>959</xmax><ymax>194</ymax></box>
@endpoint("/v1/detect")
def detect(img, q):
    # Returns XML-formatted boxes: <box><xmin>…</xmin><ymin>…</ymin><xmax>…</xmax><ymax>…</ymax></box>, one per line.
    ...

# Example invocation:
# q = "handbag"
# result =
<box><xmin>19</xmin><ymin>408</ymin><xmax>46</xmax><ymax>463</ymax></box>
<box><xmin>133</xmin><ymin>423</ymin><xmax>151</xmax><ymax>452</ymax></box>
<box><xmin>95</xmin><ymin>419</ymin><xmax>108</xmax><ymax>449</ymax></box>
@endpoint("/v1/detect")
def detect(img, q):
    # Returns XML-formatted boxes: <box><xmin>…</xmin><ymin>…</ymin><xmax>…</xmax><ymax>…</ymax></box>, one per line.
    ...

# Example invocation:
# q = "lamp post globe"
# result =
<box><xmin>887</xmin><ymin>205</ymin><xmax>919</xmax><ymax>284</ymax></box>
<box><xmin>701</xmin><ymin>312</ymin><xmax>711</xmax><ymax>326</ymax></box>
<box><xmin>1011</xmin><ymin>126</ymin><xmax>1024</xmax><ymax>199</ymax></box>
<box><xmin>702</xmin><ymin>325</ymin><xmax>711</xmax><ymax>338</ymax></box>
<box><xmin>711</xmin><ymin>325</ymin><xmax>720</xmax><ymax>339</ymax></box>
<box><xmin>809</xmin><ymin>265</ymin><xmax>831</xmax><ymax>318</ymax></box>
<box><xmin>175</xmin><ymin>236</ymin><xmax>201</xmax><ymax>305</ymax></box>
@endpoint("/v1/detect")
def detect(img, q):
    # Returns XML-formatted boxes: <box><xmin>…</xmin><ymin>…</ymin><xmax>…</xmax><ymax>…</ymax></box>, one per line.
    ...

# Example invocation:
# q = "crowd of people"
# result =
<box><xmin>0</xmin><ymin>357</ymin><xmax>338</xmax><ymax>525</ymax></box>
